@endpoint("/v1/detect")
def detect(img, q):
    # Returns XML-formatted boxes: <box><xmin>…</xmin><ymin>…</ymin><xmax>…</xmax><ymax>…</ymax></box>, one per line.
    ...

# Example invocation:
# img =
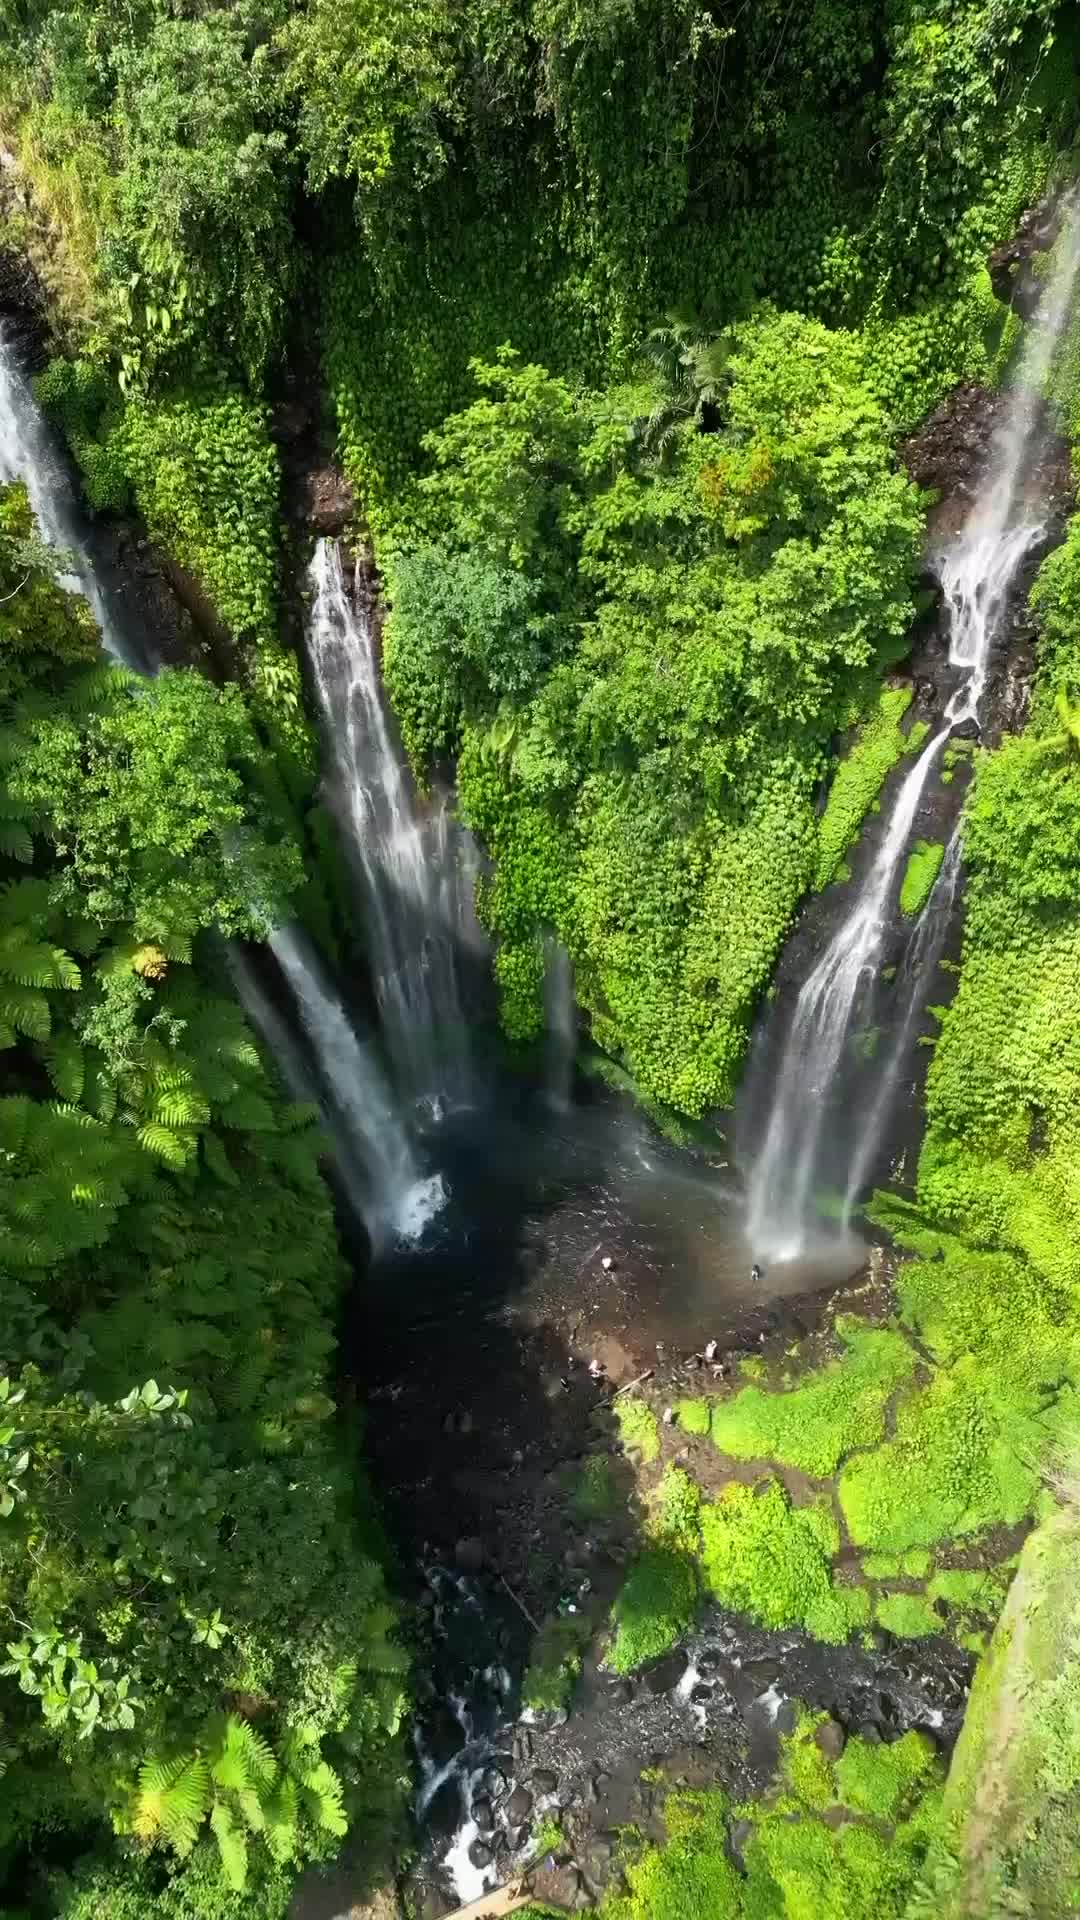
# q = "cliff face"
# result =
<box><xmin>917</xmin><ymin>1498</ymin><xmax>1080</xmax><ymax>1918</ymax></box>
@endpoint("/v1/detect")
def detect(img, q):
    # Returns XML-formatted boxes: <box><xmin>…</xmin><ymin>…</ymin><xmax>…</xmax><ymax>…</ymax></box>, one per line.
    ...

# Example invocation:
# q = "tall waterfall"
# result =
<box><xmin>0</xmin><ymin>323</ymin><xmax>135</xmax><ymax>666</ymax></box>
<box><xmin>746</xmin><ymin>198</ymin><xmax>1080</xmax><ymax>1260</ymax></box>
<box><xmin>303</xmin><ymin>539</ymin><xmax>476</xmax><ymax>1115</ymax></box>
<box><xmin>0</xmin><ymin>319</ymin><xmax>445</xmax><ymax>1242</ymax></box>
<box><xmin>268</xmin><ymin>926</ymin><xmax>445</xmax><ymax>1245</ymax></box>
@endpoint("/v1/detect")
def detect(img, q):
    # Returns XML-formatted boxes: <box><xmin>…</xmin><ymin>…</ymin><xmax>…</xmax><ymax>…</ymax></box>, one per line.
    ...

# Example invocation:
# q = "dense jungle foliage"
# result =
<box><xmin>0</xmin><ymin>493</ymin><xmax>408</xmax><ymax>1918</ymax></box>
<box><xmin>1</xmin><ymin>0</ymin><xmax>1076</xmax><ymax>1101</ymax></box>
<box><xmin>5</xmin><ymin>0</ymin><xmax>1080</xmax><ymax>1916</ymax></box>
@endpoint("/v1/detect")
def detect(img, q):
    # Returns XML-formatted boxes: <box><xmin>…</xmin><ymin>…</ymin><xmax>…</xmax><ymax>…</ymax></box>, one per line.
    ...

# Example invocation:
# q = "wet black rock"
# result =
<box><xmin>481</xmin><ymin>1765</ymin><xmax>509</xmax><ymax>1801</ymax></box>
<box><xmin>858</xmin><ymin>1721</ymin><xmax>882</xmax><ymax>1744</ymax></box>
<box><xmin>697</xmin><ymin>1649</ymin><xmax>721</xmax><ymax>1675</ymax></box>
<box><xmin>454</xmin><ymin>1536</ymin><xmax>485</xmax><ymax>1573</ymax></box>
<box><xmin>505</xmin><ymin>1786</ymin><xmax>534</xmax><ymax>1823</ymax></box>
<box><xmin>643</xmin><ymin>1650</ymin><xmax>688</xmax><ymax>1695</ymax></box>
<box><xmin>471</xmin><ymin>1795</ymin><xmax>494</xmax><ymax>1832</ymax></box>
<box><xmin>532</xmin><ymin>1768</ymin><xmax>559</xmax><ymax>1795</ymax></box>
<box><xmin>467</xmin><ymin>1838</ymin><xmax>493</xmax><ymax>1870</ymax></box>
<box><xmin>690</xmin><ymin>1682</ymin><xmax>713</xmax><ymax>1705</ymax></box>
<box><xmin>950</xmin><ymin>716</ymin><xmax>980</xmax><ymax>741</ymax></box>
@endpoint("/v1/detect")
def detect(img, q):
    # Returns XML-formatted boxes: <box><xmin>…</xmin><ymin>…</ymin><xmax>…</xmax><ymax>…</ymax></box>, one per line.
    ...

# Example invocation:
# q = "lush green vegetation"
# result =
<box><xmin>5</xmin><ymin>1</ymin><xmax>1080</xmax><ymax>1913</ymax></box>
<box><xmin>0</xmin><ymin>491</ymin><xmax>408</xmax><ymax>1918</ymax></box>
<box><xmin>520</xmin><ymin>1709</ymin><xmax>946</xmax><ymax>1919</ymax></box>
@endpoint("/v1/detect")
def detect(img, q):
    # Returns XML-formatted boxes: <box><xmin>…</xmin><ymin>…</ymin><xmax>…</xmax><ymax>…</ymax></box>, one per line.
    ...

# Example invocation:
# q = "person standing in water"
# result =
<box><xmin>750</xmin><ymin>1262</ymin><xmax>762</xmax><ymax>1285</ymax></box>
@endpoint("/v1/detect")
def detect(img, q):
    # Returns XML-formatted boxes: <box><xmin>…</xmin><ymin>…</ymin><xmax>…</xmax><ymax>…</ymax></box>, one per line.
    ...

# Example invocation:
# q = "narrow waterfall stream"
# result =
<box><xmin>542</xmin><ymin>935</ymin><xmax>576</xmax><ymax>1112</ymax></box>
<box><xmin>303</xmin><ymin>538</ymin><xmax>478</xmax><ymax>1117</ymax></box>
<box><xmin>745</xmin><ymin>197</ymin><xmax>1080</xmax><ymax>1261</ymax></box>
<box><xmin>0</xmin><ymin>322</ymin><xmax>138</xmax><ymax>666</ymax></box>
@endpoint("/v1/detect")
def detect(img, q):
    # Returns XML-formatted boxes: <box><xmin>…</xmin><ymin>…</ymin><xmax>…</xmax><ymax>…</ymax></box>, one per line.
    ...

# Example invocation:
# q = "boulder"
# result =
<box><xmin>813</xmin><ymin>1718</ymin><xmax>846</xmax><ymax>1761</ymax></box>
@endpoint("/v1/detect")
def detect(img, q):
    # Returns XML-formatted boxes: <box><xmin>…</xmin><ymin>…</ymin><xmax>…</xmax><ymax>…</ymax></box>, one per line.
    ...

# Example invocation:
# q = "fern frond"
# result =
<box><xmin>262</xmin><ymin>1775</ymin><xmax>299</xmax><ymax>1864</ymax></box>
<box><xmin>42</xmin><ymin>1034</ymin><xmax>84</xmax><ymax>1103</ymax></box>
<box><xmin>209</xmin><ymin>1713</ymin><xmax>277</xmax><ymax>1793</ymax></box>
<box><xmin>0</xmin><ymin>823</ymin><xmax>32</xmax><ymax>863</ymax></box>
<box><xmin>134</xmin><ymin>1753</ymin><xmax>209</xmax><ymax>1855</ymax></box>
<box><xmin>298</xmin><ymin>1758</ymin><xmax>348</xmax><ymax>1838</ymax></box>
<box><xmin>217</xmin><ymin>1091</ymin><xmax>275</xmax><ymax>1131</ymax></box>
<box><xmin>137</xmin><ymin>1122</ymin><xmax>196</xmax><ymax>1169</ymax></box>
<box><xmin>210</xmin><ymin>1800</ymin><xmax>248</xmax><ymax>1891</ymax></box>
<box><xmin>201</xmin><ymin>1132</ymin><xmax>239</xmax><ymax>1187</ymax></box>
<box><xmin>0</xmin><ymin>985</ymin><xmax>50</xmax><ymax>1039</ymax></box>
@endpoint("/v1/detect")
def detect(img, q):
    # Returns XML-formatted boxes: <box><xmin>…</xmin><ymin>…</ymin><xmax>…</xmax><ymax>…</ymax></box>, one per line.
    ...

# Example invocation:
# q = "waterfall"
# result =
<box><xmin>302</xmin><ymin>539</ymin><xmax>476</xmax><ymax>1116</ymax></box>
<box><xmin>0</xmin><ymin>322</ymin><xmax>135</xmax><ymax>666</ymax></box>
<box><xmin>268</xmin><ymin>925</ymin><xmax>446</xmax><ymax>1246</ymax></box>
<box><xmin>0</xmin><ymin>318</ymin><xmax>443</xmax><ymax>1242</ymax></box>
<box><xmin>542</xmin><ymin>935</ymin><xmax>576</xmax><ymax>1111</ymax></box>
<box><xmin>745</xmin><ymin>197</ymin><xmax>1080</xmax><ymax>1260</ymax></box>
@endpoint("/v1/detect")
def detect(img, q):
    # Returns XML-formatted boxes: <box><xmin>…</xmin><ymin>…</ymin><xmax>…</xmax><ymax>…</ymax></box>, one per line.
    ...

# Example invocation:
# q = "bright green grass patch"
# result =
<box><xmin>654</xmin><ymin>1466</ymin><xmax>703</xmax><ymax>1553</ymax></box>
<box><xmin>814</xmin><ymin>686</ymin><xmax>914</xmax><ymax>891</ymax></box>
<box><xmin>522</xmin><ymin>1615</ymin><xmax>591</xmax><ymax>1712</ymax></box>
<box><xmin>608</xmin><ymin>1546</ymin><xmax>700</xmax><ymax>1674</ymax></box>
<box><xmin>835</xmin><ymin>1729</ymin><xmax>941</xmax><ymax>1821</ymax></box>
<box><xmin>588</xmin><ymin>1715</ymin><xmax>945</xmax><ymax>1919</ymax></box>
<box><xmin>674</xmin><ymin>1397</ymin><xmax>712</xmax><ymax>1435</ymax></box>
<box><xmin>699</xmin><ymin>1478</ymin><xmax>868</xmax><ymax>1643</ymax></box>
<box><xmin>838</xmin><ymin>1359</ymin><xmax>1040</xmax><ymax>1552</ymax></box>
<box><xmin>572</xmin><ymin>1453</ymin><xmax>618</xmax><ymax>1518</ymax></box>
<box><xmin>874</xmin><ymin>1591</ymin><xmax>942</xmax><ymax>1638</ymax></box>
<box><xmin>900</xmin><ymin>839</ymin><xmax>945</xmax><ymax>916</ymax></box>
<box><xmin>782</xmin><ymin>1709</ymin><xmax>838</xmax><ymax>1810</ymax></box>
<box><xmin>926</xmin><ymin>1567</ymin><xmax>1008</xmax><ymax>1619</ymax></box>
<box><xmin>616</xmin><ymin>1398</ymin><xmax>660</xmax><ymax>1465</ymax></box>
<box><xmin>709</xmin><ymin>1320</ymin><xmax>917</xmax><ymax>1477</ymax></box>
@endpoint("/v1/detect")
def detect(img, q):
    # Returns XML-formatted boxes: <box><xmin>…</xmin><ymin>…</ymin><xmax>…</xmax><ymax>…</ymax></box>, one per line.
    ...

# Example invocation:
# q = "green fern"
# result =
<box><xmin>42</xmin><ymin>1034</ymin><xmax>85</xmax><ymax>1103</ymax></box>
<box><xmin>0</xmin><ymin>985</ymin><xmax>50</xmax><ymax>1039</ymax></box>
<box><xmin>208</xmin><ymin>1713</ymin><xmax>276</xmax><ymax>1794</ymax></box>
<box><xmin>209</xmin><ymin>1801</ymin><xmax>248</xmax><ymax>1891</ymax></box>
<box><xmin>137</xmin><ymin>1122</ymin><xmax>196</xmax><ymax>1169</ymax></box>
<box><xmin>133</xmin><ymin>1754</ymin><xmax>210</xmax><ymax>1856</ymax></box>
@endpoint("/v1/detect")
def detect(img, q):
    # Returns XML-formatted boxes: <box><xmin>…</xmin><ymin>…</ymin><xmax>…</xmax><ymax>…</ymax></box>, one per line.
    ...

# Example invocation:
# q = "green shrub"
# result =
<box><xmin>674</xmin><ymin>1398</ymin><xmax>712</xmax><ymax>1436</ymax></box>
<box><xmin>522</xmin><ymin>1616</ymin><xmax>590</xmax><ymax>1713</ymax></box>
<box><xmin>608</xmin><ymin>1547</ymin><xmax>699</xmax><ymax>1675</ymax></box>
<box><xmin>572</xmin><ymin>1453</ymin><xmax>618</xmax><ymax>1519</ymax></box>
<box><xmin>900</xmin><ymin>839</ymin><xmax>945</xmax><ymax>916</ymax></box>
<box><xmin>839</xmin><ymin>1363</ymin><xmax>1039</xmax><ymax>1552</ymax></box>
<box><xmin>874</xmin><ymin>1592</ymin><xmax>942</xmax><ymax>1639</ymax></box>
<box><xmin>615</xmin><ymin>1398</ymin><xmax>660</xmax><ymax>1465</ymax></box>
<box><xmin>709</xmin><ymin>1323</ymin><xmax>917</xmax><ymax>1477</ymax></box>
<box><xmin>814</xmin><ymin>687</ymin><xmax>914</xmax><ymax>891</ymax></box>
<box><xmin>699</xmin><ymin>1479</ymin><xmax>864</xmax><ymax>1643</ymax></box>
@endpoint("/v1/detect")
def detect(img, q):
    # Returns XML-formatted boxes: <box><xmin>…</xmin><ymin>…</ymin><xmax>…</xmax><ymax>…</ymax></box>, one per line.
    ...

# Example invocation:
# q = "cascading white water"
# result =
<box><xmin>303</xmin><ymin>539</ymin><xmax>476</xmax><ymax>1115</ymax></box>
<box><xmin>841</xmin><ymin>832</ymin><xmax>962</xmax><ymax>1216</ymax></box>
<box><xmin>269</xmin><ymin>925</ymin><xmax>445</xmax><ymax>1245</ymax></box>
<box><xmin>542</xmin><ymin>935</ymin><xmax>576</xmax><ymax>1111</ymax></box>
<box><xmin>0</xmin><ymin>322</ymin><xmax>134</xmax><ymax>665</ymax></box>
<box><xmin>0</xmin><ymin>319</ymin><xmax>441</xmax><ymax>1240</ymax></box>
<box><xmin>746</xmin><ymin>197</ymin><xmax>1080</xmax><ymax>1260</ymax></box>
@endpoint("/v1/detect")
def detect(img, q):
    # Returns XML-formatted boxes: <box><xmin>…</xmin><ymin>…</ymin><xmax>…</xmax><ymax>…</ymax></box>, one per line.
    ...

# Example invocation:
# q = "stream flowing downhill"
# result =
<box><xmin>745</xmin><ymin>197</ymin><xmax>1080</xmax><ymax>1263</ymax></box>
